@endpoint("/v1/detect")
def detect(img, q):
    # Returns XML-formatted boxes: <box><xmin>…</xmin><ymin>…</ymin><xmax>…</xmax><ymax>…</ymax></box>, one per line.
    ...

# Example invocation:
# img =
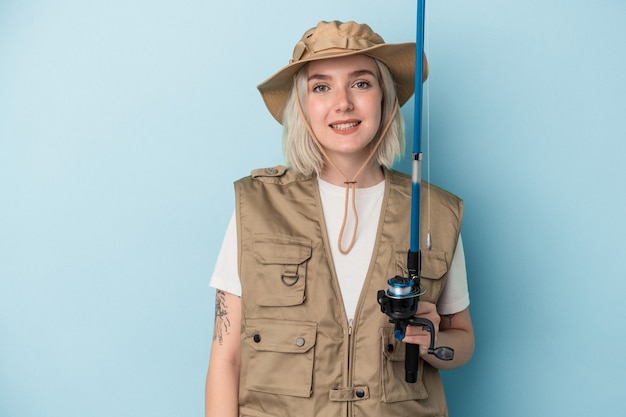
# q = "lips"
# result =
<box><xmin>330</xmin><ymin>121</ymin><xmax>361</xmax><ymax>131</ymax></box>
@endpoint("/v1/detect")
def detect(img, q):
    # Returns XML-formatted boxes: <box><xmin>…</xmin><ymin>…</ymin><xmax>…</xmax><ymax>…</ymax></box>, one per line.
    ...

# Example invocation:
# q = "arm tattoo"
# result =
<box><xmin>442</xmin><ymin>314</ymin><xmax>456</xmax><ymax>328</ymax></box>
<box><xmin>213</xmin><ymin>290</ymin><xmax>231</xmax><ymax>345</ymax></box>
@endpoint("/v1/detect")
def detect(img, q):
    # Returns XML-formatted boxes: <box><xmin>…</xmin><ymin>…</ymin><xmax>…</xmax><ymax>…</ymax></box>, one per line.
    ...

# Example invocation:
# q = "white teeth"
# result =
<box><xmin>331</xmin><ymin>122</ymin><xmax>360</xmax><ymax>130</ymax></box>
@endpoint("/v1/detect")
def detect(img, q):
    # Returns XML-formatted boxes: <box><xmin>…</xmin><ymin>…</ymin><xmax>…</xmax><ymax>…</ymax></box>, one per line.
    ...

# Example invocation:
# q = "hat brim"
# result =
<box><xmin>257</xmin><ymin>42</ymin><xmax>425</xmax><ymax>124</ymax></box>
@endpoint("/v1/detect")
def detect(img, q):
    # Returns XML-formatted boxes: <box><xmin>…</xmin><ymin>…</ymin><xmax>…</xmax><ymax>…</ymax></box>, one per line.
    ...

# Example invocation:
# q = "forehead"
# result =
<box><xmin>307</xmin><ymin>54</ymin><xmax>379</xmax><ymax>77</ymax></box>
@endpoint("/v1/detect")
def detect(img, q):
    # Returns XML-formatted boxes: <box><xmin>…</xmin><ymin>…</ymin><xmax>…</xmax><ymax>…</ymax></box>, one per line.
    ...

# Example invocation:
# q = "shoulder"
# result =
<box><xmin>425</xmin><ymin>181</ymin><xmax>462</xmax><ymax>204</ymax></box>
<box><xmin>235</xmin><ymin>165</ymin><xmax>313</xmax><ymax>186</ymax></box>
<box><xmin>386</xmin><ymin>168</ymin><xmax>411</xmax><ymax>183</ymax></box>
<box><xmin>386</xmin><ymin>168</ymin><xmax>463</xmax><ymax>209</ymax></box>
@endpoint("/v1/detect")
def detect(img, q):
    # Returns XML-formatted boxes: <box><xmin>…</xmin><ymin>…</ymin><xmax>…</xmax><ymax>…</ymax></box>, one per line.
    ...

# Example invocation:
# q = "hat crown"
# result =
<box><xmin>291</xmin><ymin>21</ymin><xmax>385</xmax><ymax>63</ymax></box>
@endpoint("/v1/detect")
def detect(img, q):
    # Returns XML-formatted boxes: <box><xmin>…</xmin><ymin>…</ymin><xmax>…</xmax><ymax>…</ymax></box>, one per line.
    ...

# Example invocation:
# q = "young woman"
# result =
<box><xmin>205</xmin><ymin>20</ymin><xmax>474</xmax><ymax>417</ymax></box>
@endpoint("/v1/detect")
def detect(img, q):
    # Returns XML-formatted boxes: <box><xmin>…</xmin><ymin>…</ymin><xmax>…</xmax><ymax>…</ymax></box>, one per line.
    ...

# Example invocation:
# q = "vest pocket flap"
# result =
<box><xmin>243</xmin><ymin>318</ymin><xmax>317</xmax><ymax>398</ymax></box>
<box><xmin>420</xmin><ymin>250</ymin><xmax>448</xmax><ymax>279</ymax></box>
<box><xmin>245</xmin><ymin>318</ymin><xmax>317</xmax><ymax>354</ymax></box>
<box><xmin>395</xmin><ymin>248</ymin><xmax>448</xmax><ymax>280</ymax></box>
<box><xmin>254</xmin><ymin>234</ymin><xmax>312</xmax><ymax>265</ymax></box>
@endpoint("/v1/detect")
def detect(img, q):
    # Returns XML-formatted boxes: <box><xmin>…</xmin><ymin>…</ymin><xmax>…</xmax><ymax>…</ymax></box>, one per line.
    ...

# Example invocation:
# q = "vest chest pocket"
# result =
<box><xmin>395</xmin><ymin>248</ymin><xmax>449</xmax><ymax>304</ymax></box>
<box><xmin>244</xmin><ymin>318</ymin><xmax>317</xmax><ymax>398</ymax></box>
<box><xmin>253</xmin><ymin>234</ymin><xmax>312</xmax><ymax>307</ymax></box>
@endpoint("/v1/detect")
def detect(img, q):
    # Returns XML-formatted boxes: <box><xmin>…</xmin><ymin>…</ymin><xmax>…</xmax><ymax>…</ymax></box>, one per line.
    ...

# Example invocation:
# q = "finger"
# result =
<box><xmin>402</xmin><ymin>336</ymin><xmax>431</xmax><ymax>356</ymax></box>
<box><xmin>416</xmin><ymin>301</ymin><xmax>436</xmax><ymax>315</ymax></box>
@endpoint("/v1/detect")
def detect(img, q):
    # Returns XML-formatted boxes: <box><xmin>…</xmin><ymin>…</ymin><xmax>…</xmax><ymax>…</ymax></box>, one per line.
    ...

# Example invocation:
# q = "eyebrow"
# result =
<box><xmin>307</xmin><ymin>69</ymin><xmax>378</xmax><ymax>82</ymax></box>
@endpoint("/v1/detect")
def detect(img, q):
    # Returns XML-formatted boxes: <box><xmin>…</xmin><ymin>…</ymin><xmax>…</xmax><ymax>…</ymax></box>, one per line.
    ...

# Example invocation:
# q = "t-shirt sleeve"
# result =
<box><xmin>436</xmin><ymin>235</ymin><xmax>470</xmax><ymax>315</ymax></box>
<box><xmin>209</xmin><ymin>211</ymin><xmax>242</xmax><ymax>297</ymax></box>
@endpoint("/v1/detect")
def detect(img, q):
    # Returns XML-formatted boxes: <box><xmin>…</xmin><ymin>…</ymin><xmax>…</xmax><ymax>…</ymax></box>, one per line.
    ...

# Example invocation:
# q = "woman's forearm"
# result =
<box><xmin>205</xmin><ymin>291</ymin><xmax>242</xmax><ymax>417</ymax></box>
<box><xmin>205</xmin><ymin>354</ymin><xmax>240</xmax><ymax>417</ymax></box>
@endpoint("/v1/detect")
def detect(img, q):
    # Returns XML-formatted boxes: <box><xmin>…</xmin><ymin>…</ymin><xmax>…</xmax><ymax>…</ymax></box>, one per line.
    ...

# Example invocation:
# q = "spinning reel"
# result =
<box><xmin>377</xmin><ymin>255</ymin><xmax>454</xmax><ymax>383</ymax></box>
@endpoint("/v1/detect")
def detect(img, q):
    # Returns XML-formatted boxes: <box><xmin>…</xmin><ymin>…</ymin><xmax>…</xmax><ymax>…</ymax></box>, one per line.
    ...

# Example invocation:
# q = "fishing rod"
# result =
<box><xmin>377</xmin><ymin>0</ymin><xmax>453</xmax><ymax>383</ymax></box>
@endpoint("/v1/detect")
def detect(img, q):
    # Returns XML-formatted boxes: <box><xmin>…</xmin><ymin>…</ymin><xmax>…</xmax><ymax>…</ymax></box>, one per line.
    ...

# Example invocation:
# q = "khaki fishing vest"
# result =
<box><xmin>235</xmin><ymin>166</ymin><xmax>463</xmax><ymax>417</ymax></box>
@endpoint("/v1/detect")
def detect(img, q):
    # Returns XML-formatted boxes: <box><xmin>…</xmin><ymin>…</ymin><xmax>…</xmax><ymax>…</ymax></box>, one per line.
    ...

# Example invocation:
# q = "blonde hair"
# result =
<box><xmin>282</xmin><ymin>58</ymin><xmax>406</xmax><ymax>176</ymax></box>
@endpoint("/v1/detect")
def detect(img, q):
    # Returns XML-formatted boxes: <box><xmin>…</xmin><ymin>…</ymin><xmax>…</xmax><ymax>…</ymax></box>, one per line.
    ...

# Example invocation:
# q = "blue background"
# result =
<box><xmin>1</xmin><ymin>1</ymin><xmax>625</xmax><ymax>416</ymax></box>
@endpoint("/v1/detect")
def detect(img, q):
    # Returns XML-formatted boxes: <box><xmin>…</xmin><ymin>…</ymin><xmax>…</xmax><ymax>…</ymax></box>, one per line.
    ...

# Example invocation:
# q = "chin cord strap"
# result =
<box><xmin>294</xmin><ymin>79</ymin><xmax>399</xmax><ymax>254</ymax></box>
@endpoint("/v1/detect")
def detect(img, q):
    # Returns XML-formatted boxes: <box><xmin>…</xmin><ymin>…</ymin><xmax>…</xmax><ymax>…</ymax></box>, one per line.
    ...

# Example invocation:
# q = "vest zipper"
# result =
<box><xmin>347</xmin><ymin>318</ymin><xmax>355</xmax><ymax>417</ymax></box>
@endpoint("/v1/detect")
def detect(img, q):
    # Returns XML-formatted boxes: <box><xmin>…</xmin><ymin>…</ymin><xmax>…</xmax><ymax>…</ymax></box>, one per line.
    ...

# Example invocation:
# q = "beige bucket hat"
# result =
<box><xmin>257</xmin><ymin>20</ymin><xmax>427</xmax><ymax>124</ymax></box>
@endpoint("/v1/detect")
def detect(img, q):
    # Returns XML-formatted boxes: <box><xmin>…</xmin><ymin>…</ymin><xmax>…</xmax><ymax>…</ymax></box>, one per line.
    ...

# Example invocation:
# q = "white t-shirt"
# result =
<box><xmin>210</xmin><ymin>178</ymin><xmax>469</xmax><ymax>319</ymax></box>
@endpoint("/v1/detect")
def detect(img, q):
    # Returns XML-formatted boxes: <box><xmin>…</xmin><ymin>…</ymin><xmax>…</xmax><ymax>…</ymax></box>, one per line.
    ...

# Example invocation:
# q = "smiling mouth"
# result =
<box><xmin>331</xmin><ymin>121</ymin><xmax>361</xmax><ymax>130</ymax></box>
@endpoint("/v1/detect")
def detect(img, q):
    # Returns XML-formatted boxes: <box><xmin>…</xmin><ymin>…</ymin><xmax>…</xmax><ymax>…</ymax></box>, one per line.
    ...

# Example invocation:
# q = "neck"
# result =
<box><xmin>320</xmin><ymin>162</ymin><xmax>384</xmax><ymax>188</ymax></box>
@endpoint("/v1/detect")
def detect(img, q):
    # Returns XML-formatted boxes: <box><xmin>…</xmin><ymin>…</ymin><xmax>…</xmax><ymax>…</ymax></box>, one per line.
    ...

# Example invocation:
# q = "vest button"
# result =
<box><xmin>387</xmin><ymin>344</ymin><xmax>395</xmax><ymax>353</ymax></box>
<box><xmin>265</xmin><ymin>167</ymin><xmax>278</xmax><ymax>175</ymax></box>
<box><xmin>295</xmin><ymin>337</ymin><xmax>305</xmax><ymax>347</ymax></box>
<box><xmin>355</xmin><ymin>389</ymin><xmax>365</xmax><ymax>398</ymax></box>
<box><xmin>253</xmin><ymin>334</ymin><xmax>261</xmax><ymax>343</ymax></box>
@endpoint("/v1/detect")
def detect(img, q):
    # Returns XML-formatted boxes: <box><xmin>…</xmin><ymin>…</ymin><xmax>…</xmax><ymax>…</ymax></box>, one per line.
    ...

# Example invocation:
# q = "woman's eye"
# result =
<box><xmin>312</xmin><ymin>84</ymin><xmax>329</xmax><ymax>93</ymax></box>
<box><xmin>354</xmin><ymin>81</ymin><xmax>371</xmax><ymax>89</ymax></box>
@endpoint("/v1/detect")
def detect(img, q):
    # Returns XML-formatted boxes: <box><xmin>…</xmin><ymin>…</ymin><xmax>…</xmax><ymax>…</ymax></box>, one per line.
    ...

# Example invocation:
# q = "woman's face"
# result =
<box><xmin>306</xmin><ymin>54</ymin><xmax>383</xmax><ymax>163</ymax></box>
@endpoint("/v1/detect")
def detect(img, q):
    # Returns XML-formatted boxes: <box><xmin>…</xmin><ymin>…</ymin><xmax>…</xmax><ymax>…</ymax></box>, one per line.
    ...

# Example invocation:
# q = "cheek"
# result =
<box><xmin>306</xmin><ymin>100</ymin><xmax>326</xmax><ymax>125</ymax></box>
<box><xmin>372</xmin><ymin>97</ymin><xmax>383</xmax><ymax>124</ymax></box>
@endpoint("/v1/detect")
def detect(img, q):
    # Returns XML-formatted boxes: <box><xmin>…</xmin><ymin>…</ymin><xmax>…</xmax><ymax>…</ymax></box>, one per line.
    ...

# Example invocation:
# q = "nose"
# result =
<box><xmin>335</xmin><ymin>87</ymin><xmax>354</xmax><ymax>112</ymax></box>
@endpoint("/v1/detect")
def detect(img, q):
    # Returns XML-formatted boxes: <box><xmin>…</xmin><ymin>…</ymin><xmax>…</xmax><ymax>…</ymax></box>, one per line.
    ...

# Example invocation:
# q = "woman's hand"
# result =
<box><xmin>403</xmin><ymin>303</ymin><xmax>475</xmax><ymax>370</ymax></box>
<box><xmin>402</xmin><ymin>301</ymin><xmax>440</xmax><ymax>357</ymax></box>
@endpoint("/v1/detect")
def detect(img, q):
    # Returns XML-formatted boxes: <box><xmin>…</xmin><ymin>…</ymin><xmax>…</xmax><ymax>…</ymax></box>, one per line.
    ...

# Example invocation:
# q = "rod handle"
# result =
<box><xmin>405</xmin><ymin>343</ymin><xmax>419</xmax><ymax>383</ymax></box>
